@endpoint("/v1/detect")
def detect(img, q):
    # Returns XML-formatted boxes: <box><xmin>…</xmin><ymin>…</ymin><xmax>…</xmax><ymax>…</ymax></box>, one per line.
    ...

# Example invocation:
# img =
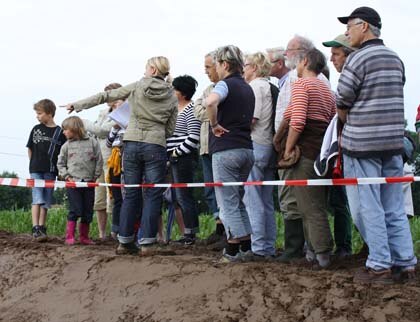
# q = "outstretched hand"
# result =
<box><xmin>60</xmin><ymin>104</ymin><xmax>75</xmax><ymax>114</ymax></box>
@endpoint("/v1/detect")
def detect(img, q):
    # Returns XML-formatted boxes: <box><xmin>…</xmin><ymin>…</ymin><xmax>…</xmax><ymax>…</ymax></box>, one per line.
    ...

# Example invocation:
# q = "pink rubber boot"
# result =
<box><xmin>65</xmin><ymin>221</ymin><xmax>76</xmax><ymax>245</ymax></box>
<box><xmin>79</xmin><ymin>222</ymin><xmax>95</xmax><ymax>245</ymax></box>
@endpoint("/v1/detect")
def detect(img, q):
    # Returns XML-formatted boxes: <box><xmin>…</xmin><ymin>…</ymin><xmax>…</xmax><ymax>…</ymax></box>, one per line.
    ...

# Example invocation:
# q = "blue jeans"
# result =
<box><xmin>212</xmin><ymin>148</ymin><xmax>254</xmax><ymax>240</ymax></box>
<box><xmin>118</xmin><ymin>142</ymin><xmax>166</xmax><ymax>245</ymax></box>
<box><xmin>30</xmin><ymin>172</ymin><xmax>56</xmax><ymax>209</ymax></box>
<box><xmin>244</xmin><ymin>142</ymin><xmax>276</xmax><ymax>256</ymax></box>
<box><xmin>170</xmin><ymin>153</ymin><xmax>199</xmax><ymax>234</ymax></box>
<box><xmin>201</xmin><ymin>154</ymin><xmax>219</xmax><ymax>218</ymax></box>
<box><xmin>344</xmin><ymin>154</ymin><xmax>417</xmax><ymax>269</ymax></box>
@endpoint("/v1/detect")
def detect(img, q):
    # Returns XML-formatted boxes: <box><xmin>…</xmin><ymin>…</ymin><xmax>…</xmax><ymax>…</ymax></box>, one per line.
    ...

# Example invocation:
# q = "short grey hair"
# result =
<box><xmin>266</xmin><ymin>47</ymin><xmax>286</xmax><ymax>62</ymax></box>
<box><xmin>205</xmin><ymin>50</ymin><xmax>217</xmax><ymax>64</ymax></box>
<box><xmin>215</xmin><ymin>45</ymin><xmax>244</xmax><ymax>73</ymax></box>
<box><xmin>351</xmin><ymin>18</ymin><xmax>381</xmax><ymax>37</ymax></box>
<box><xmin>368</xmin><ymin>23</ymin><xmax>381</xmax><ymax>37</ymax></box>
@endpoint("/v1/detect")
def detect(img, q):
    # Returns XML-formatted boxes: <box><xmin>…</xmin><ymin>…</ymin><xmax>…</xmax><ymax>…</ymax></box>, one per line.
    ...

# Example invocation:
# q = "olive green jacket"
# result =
<box><xmin>73</xmin><ymin>77</ymin><xmax>178</xmax><ymax>147</ymax></box>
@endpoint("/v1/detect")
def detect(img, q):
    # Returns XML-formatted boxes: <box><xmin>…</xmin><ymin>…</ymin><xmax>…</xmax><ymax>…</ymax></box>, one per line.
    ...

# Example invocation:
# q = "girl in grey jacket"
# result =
<box><xmin>57</xmin><ymin>116</ymin><xmax>103</xmax><ymax>246</ymax></box>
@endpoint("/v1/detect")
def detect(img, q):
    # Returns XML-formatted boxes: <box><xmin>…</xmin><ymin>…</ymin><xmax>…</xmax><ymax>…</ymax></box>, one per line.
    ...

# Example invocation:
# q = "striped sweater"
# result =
<box><xmin>336</xmin><ymin>39</ymin><xmax>405</xmax><ymax>158</ymax></box>
<box><xmin>283</xmin><ymin>77</ymin><xmax>336</xmax><ymax>133</ymax></box>
<box><xmin>167</xmin><ymin>102</ymin><xmax>201</xmax><ymax>156</ymax></box>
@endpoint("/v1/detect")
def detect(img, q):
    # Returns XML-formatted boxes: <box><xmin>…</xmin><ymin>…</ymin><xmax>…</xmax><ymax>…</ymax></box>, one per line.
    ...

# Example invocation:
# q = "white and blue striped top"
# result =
<box><xmin>166</xmin><ymin>102</ymin><xmax>201</xmax><ymax>156</ymax></box>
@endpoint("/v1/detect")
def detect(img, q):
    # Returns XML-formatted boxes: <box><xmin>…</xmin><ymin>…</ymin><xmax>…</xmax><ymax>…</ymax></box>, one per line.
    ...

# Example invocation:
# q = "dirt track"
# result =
<box><xmin>0</xmin><ymin>230</ymin><xmax>419</xmax><ymax>322</ymax></box>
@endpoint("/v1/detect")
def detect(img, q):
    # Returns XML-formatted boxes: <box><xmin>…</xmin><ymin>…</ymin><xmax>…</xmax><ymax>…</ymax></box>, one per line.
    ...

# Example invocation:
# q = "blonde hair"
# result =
<box><xmin>147</xmin><ymin>56</ymin><xmax>170</xmax><ymax>80</ymax></box>
<box><xmin>245</xmin><ymin>52</ymin><xmax>272</xmax><ymax>77</ymax></box>
<box><xmin>62</xmin><ymin>116</ymin><xmax>86</xmax><ymax>139</ymax></box>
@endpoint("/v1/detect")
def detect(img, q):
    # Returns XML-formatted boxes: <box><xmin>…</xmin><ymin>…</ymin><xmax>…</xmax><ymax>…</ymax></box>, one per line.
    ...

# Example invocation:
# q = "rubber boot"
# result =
<box><xmin>79</xmin><ymin>222</ymin><xmax>94</xmax><ymax>245</ymax></box>
<box><xmin>65</xmin><ymin>221</ymin><xmax>76</xmax><ymax>245</ymax></box>
<box><xmin>276</xmin><ymin>218</ymin><xmax>305</xmax><ymax>263</ymax></box>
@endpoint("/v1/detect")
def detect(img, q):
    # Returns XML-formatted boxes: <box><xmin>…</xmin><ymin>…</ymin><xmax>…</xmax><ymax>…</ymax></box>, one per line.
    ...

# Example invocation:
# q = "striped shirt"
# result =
<box><xmin>336</xmin><ymin>39</ymin><xmax>405</xmax><ymax>158</ymax></box>
<box><xmin>283</xmin><ymin>78</ymin><xmax>336</xmax><ymax>133</ymax></box>
<box><xmin>167</xmin><ymin>102</ymin><xmax>201</xmax><ymax>156</ymax></box>
<box><xmin>274</xmin><ymin>69</ymin><xmax>331</xmax><ymax>130</ymax></box>
<box><xmin>106</xmin><ymin>126</ymin><xmax>125</xmax><ymax>148</ymax></box>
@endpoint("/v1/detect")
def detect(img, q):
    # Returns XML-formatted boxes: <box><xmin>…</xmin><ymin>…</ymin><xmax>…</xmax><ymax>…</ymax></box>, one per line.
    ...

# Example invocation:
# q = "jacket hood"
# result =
<box><xmin>141</xmin><ymin>77</ymin><xmax>175</xmax><ymax>101</ymax></box>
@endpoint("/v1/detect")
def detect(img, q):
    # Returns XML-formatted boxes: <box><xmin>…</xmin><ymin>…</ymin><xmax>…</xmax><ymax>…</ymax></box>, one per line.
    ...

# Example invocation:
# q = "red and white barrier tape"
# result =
<box><xmin>0</xmin><ymin>176</ymin><xmax>418</xmax><ymax>189</ymax></box>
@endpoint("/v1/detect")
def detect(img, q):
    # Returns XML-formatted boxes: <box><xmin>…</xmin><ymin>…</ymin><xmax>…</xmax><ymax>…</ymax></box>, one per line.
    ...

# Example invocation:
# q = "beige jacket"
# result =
<box><xmin>83</xmin><ymin>108</ymin><xmax>115</xmax><ymax>165</ymax></box>
<box><xmin>193</xmin><ymin>84</ymin><xmax>214</xmax><ymax>155</ymax></box>
<box><xmin>73</xmin><ymin>77</ymin><xmax>178</xmax><ymax>147</ymax></box>
<box><xmin>57</xmin><ymin>136</ymin><xmax>103</xmax><ymax>182</ymax></box>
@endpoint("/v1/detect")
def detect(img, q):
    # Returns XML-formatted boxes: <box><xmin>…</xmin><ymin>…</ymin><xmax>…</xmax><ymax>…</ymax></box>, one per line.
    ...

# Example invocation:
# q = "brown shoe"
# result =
<box><xmin>354</xmin><ymin>267</ymin><xmax>394</xmax><ymax>285</ymax></box>
<box><xmin>392</xmin><ymin>266</ymin><xmax>416</xmax><ymax>283</ymax></box>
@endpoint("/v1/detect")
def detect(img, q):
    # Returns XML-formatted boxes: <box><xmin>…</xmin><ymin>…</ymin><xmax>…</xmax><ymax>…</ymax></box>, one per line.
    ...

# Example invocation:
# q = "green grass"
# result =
<box><xmin>0</xmin><ymin>208</ymin><xmax>419</xmax><ymax>256</ymax></box>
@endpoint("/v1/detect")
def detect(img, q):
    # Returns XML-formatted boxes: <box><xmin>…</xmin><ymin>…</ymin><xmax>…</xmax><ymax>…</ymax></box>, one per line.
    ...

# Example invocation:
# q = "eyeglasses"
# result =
<box><xmin>346</xmin><ymin>21</ymin><xmax>364</xmax><ymax>31</ymax></box>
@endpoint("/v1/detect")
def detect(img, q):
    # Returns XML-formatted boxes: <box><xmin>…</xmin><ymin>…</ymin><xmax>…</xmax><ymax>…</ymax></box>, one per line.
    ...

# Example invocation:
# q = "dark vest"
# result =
<box><xmin>209</xmin><ymin>73</ymin><xmax>255</xmax><ymax>154</ymax></box>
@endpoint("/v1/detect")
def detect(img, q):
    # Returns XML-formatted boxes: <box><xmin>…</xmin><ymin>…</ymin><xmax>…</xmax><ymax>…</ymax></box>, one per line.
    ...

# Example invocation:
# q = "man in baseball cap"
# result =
<box><xmin>322</xmin><ymin>34</ymin><xmax>356</xmax><ymax>73</ymax></box>
<box><xmin>335</xmin><ymin>7</ymin><xmax>417</xmax><ymax>284</ymax></box>
<box><xmin>338</xmin><ymin>6</ymin><xmax>382</xmax><ymax>29</ymax></box>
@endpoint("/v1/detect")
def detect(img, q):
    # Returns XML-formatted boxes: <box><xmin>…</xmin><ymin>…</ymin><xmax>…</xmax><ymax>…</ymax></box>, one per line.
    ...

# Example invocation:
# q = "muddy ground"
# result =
<box><xmin>0</xmin><ymin>230</ymin><xmax>419</xmax><ymax>322</ymax></box>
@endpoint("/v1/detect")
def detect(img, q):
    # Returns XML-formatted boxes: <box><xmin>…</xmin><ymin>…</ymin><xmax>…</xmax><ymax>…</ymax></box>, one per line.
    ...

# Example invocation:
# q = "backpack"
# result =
<box><xmin>269</xmin><ymin>82</ymin><xmax>280</xmax><ymax>134</ymax></box>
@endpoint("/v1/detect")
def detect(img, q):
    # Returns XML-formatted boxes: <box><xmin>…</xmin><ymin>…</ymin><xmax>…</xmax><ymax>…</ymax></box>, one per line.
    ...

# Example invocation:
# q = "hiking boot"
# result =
<box><xmin>392</xmin><ymin>266</ymin><xmax>416</xmax><ymax>283</ymax></box>
<box><xmin>354</xmin><ymin>267</ymin><xmax>394</xmax><ymax>285</ymax></box>
<box><xmin>173</xmin><ymin>236</ymin><xmax>196</xmax><ymax>246</ymax></box>
<box><xmin>37</xmin><ymin>225</ymin><xmax>48</xmax><ymax>242</ymax></box>
<box><xmin>140</xmin><ymin>243</ymin><xmax>175</xmax><ymax>256</ymax></box>
<box><xmin>116</xmin><ymin>242</ymin><xmax>139</xmax><ymax>255</ymax></box>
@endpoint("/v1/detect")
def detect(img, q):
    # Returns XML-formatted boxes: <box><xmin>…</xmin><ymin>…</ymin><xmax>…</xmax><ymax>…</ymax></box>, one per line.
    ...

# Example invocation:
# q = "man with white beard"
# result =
<box><xmin>274</xmin><ymin>35</ymin><xmax>330</xmax><ymax>263</ymax></box>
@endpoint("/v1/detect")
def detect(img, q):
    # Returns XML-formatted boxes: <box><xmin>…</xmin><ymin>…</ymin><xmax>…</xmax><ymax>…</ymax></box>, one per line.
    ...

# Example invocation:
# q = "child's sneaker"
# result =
<box><xmin>32</xmin><ymin>226</ymin><xmax>42</xmax><ymax>241</ymax></box>
<box><xmin>37</xmin><ymin>225</ymin><xmax>48</xmax><ymax>242</ymax></box>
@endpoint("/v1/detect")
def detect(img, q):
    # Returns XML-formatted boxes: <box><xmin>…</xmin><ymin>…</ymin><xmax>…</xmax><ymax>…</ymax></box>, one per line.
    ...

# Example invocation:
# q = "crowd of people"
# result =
<box><xmin>26</xmin><ymin>7</ymin><xmax>417</xmax><ymax>284</ymax></box>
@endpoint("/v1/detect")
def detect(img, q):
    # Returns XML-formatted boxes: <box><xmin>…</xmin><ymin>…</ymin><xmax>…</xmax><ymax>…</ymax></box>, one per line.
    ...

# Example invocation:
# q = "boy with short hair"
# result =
<box><xmin>26</xmin><ymin>99</ymin><xmax>66</xmax><ymax>241</ymax></box>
